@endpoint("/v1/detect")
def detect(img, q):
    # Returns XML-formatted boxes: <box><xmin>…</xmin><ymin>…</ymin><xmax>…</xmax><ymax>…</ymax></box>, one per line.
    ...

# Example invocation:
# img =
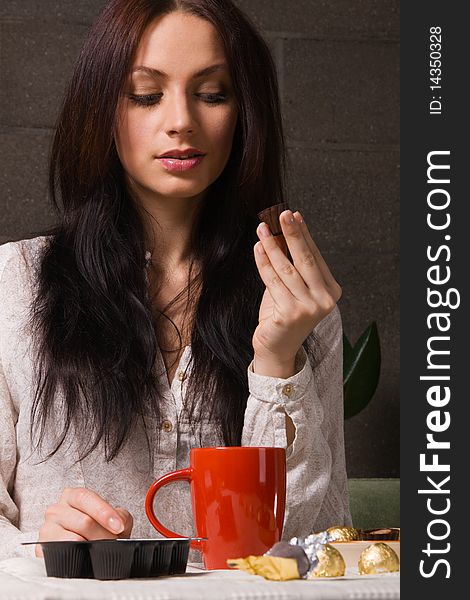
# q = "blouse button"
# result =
<box><xmin>282</xmin><ymin>384</ymin><xmax>294</xmax><ymax>398</ymax></box>
<box><xmin>162</xmin><ymin>420</ymin><xmax>173</xmax><ymax>433</ymax></box>
<box><xmin>177</xmin><ymin>371</ymin><xmax>187</xmax><ymax>382</ymax></box>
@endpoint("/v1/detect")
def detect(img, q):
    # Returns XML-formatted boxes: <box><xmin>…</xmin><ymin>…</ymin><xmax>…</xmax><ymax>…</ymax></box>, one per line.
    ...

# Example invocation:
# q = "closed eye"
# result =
<box><xmin>127</xmin><ymin>92</ymin><xmax>228</xmax><ymax>107</ymax></box>
<box><xmin>196</xmin><ymin>93</ymin><xmax>228</xmax><ymax>104</ymax></box>
<box><xmin>128</xmin><ymin>93</ymin><xmax>162</xmax><ymax>107</ymax></box>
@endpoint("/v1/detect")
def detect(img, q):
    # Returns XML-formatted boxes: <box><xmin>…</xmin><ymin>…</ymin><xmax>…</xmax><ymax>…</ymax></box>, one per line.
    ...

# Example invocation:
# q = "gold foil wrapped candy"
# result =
<box><xmin>358</xmin><ymin>542</ymin><xmax>400</xmax><ymax>575</ymax></box>
<box><xmin>326</xmin><ymin>526</ymin><xmax>360</xmax><ymax>542</ymax></box>
<box><xmin>227</xmin><ymin>556</ymin><xmax>300</xmax><ymax>581</ymax></box>
<box><xmin>228</xmin><ymin>533</ymin><xmax>349</xmax><ymax>581</ymax></box>
<box><xmin>309</xmin><ymin>543</ymin><xmax>346</xmax><ymax>578</ymax></box>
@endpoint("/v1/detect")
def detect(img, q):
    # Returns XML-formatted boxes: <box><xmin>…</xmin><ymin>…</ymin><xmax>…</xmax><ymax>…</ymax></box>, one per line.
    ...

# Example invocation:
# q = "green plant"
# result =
<box><xmin>343</xmin><ymin>322</ymin><xmax>381</xmax><ymax>419</ymax></box>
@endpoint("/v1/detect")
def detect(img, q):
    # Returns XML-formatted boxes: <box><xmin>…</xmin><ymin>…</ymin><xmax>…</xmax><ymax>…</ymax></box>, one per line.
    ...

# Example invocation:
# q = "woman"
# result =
<box><xmin>0</xmin><ymin>0</ymin><xmax>351</xmax><ymax>560</ymax></box>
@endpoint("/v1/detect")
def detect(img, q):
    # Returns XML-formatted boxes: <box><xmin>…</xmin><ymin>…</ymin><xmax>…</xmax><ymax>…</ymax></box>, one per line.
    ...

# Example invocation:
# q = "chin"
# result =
<box><xmin>155</xmin><ymin>180</ymin><xmax>211</xmax><ymax>199</ymax></box>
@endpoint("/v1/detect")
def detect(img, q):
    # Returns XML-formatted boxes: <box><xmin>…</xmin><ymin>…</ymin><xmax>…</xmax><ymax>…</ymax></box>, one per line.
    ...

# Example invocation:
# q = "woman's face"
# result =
<box><xmin>114</xmin><ymin>11</ymin><xmax>238</xmax><ymax>206</ymax></box>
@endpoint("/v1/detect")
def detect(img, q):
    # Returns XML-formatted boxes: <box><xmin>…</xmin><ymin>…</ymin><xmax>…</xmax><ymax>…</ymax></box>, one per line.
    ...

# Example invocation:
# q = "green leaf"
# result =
<box><xmin>343</xmin><ymin>322</ymin><xmax>381</xmax><ymax>419</ymax></box>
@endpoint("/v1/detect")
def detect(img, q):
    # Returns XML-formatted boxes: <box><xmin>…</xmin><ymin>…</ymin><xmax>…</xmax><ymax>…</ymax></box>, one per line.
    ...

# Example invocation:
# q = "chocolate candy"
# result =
<box><xmin>360</xmin><ymin>528</ymin><xmax>400</xmax><ymax>541</ymax></box>
<box><xmin>358</xmin><ymin>542</ymin><xmax>400</xmax><ymax>575</ymax></box>
<box><xmin>257</xmin><ymin>202</ymin><xmax>291</xmax><ymax>258</ymax></box>
<box><xmin>309</xmin><ymin>544</ymin><xmax>346</xmax><ymax>578</ymax></box>
<box><xmin>266</xmin><ymin>541</ymin><xmax>310</xmax><ymax>578</ymax></box>
<box><xmin>229</xmin><ymin>533</ymin><xmax>348</xmax><ymax>580</ymax></box>
<box><xmin>326</xmin><ymin>526</ymin><xmax>360</xmax><ymax>542</ymax></box>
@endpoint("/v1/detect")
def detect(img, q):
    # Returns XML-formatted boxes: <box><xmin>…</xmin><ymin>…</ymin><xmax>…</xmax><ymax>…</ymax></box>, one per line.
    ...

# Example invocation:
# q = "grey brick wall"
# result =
<box><xmin>0</xmin><ymin>1</ymin><xmax>399</xmax><ymax>477</ymax></box>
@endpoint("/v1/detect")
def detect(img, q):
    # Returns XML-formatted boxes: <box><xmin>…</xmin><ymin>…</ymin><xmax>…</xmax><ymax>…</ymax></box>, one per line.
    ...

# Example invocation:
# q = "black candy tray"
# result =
<box><xmin>22</xmin><ymin>538</ymin><xmax>191</xmax><ymax>580</ymax></box>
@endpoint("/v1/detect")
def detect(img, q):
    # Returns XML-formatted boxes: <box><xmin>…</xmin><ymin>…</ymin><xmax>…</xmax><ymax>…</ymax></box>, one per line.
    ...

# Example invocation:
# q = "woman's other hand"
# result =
<box><xmin>252</xmin><ymin>209</ymin><xmax>342</xmax><ymax>377</ymax></box>
<box><xmin>35</xmin><ymin>487</ymin><xmax>133</xmax><ymax>557</ymax></box>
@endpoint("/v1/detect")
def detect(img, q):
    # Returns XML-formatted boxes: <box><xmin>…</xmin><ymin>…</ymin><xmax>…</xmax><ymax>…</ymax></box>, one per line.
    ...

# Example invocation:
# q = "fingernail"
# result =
<box><xmin>294</xmin><ymin>211</ymin><xmax>304</xmax><ymax>224</ymax></box>
<box><xmin>258</xmin><ymin>223</ymin><xmax>271</xmax><ymax>238</ymax></box>
<box><xmin>284</xmin><ymin>210</ymin><xmax>294</xmax><ymax>224</ymax></box>
<box><xmin>108</xmin><ymin>517</ymin><xmax>124</xmax><ymax>534</ymax></box>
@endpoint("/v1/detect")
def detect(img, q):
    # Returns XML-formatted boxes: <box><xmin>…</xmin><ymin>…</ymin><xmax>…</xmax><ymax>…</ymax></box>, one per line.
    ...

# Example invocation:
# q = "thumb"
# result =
<box><xmin>115</xmin><ymin>508</ymin><xmax>133</xmax><ymax>538</ymax></box>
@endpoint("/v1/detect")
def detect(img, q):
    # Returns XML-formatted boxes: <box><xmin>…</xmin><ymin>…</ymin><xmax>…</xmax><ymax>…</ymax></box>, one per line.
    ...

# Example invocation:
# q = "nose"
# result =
<box><xmin>163</xmin><ymin>90</ymin><xmax>195</xmax><ymax>136</ymax></box>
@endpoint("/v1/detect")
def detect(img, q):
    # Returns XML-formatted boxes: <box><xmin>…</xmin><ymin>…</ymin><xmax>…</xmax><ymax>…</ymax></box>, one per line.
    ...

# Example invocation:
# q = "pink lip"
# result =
<box><xmin>157</xmin><ymin>156</ymin><xmax>204</xmax><ymax>172</ymax></box>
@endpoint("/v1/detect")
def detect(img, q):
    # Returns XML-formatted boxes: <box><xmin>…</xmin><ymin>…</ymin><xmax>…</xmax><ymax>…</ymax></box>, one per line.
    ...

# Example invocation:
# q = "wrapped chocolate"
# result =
<box><xmin>325</xmin><ymin>526</ymin><xmax>360</xmax><ymax>542</ymax></box>
<box><xmin>228</xmin><ymin>531</ymin><xmax>348</xmax><ymax>581</ymax></box>
<box><xmin>290</xmin><ymin>532</ymin><xmax>346</xmax><ymax>578</ymax></box>
<box><xmin>360</xmin><ymin>528</ymin><xmax>400</xmax><ymax>541</ymax></box>
<box><xmin>266</xmin><ymin>541</ymin><xmax>310</xmax><ymax>577</ymax></box>
<box><xmin>257</xmin><ymin>202</ymin><xmax>291</xmax><ymax>258</ymax></box>
<box><xmin>308</xmin><ymin>544</ymin><xmax>346</xmax><ymax>578</ymax></box>
<box><xmin>358</xmin><ymin>542</ymin><xmax>400</xmax><ymax>575</ymax></box>
<box><xmin>227</xmin><ymin>556</ymin><xmax>300</xmax><ymax>581</ymax></box>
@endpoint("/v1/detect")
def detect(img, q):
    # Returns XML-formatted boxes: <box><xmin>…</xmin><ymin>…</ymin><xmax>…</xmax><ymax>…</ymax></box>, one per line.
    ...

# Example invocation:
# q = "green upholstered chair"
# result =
<box><xmin>348</xmin><ymin>478</ymin><xmax>400</xmax><ymax>529</ymax></box>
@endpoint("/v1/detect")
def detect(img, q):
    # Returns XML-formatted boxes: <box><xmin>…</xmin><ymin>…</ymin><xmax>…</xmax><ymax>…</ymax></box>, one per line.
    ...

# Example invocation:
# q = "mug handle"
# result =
<box><xmin>145</xmin><ymin>467</ymin><xmax>202</xmax><ymax>551</ymax></box>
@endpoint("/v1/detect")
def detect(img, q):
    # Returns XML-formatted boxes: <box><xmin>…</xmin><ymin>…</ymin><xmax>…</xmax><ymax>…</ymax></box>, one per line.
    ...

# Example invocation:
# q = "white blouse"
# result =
<box><xmin>0</xmin><ymin>237</ymin><xmax>351</xmax><ymax>560</ymax></box>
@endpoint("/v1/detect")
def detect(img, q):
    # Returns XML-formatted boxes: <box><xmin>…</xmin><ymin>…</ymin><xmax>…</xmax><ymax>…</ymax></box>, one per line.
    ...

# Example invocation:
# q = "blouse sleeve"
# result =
<box><xmin>241</xmin><ymin>305</ymin><xmax>352</xmax><ymax>539</ymax></box>
<box><xmin>0</xmin><ymin>242</ymin><xmax>36</xmax><ymax>559</ymax></box>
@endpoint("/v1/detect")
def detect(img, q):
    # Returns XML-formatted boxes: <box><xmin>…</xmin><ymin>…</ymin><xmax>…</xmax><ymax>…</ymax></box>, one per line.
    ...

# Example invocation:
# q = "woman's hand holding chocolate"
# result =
<box><xmin>35</xmin><ymin>487</ymin><xmax>133</xmax><ymax>557</ymax></box>
<box><xmin>252</xmin><ymin>209</ymin><xmax>342</xmax><ymax>377</ymax></box>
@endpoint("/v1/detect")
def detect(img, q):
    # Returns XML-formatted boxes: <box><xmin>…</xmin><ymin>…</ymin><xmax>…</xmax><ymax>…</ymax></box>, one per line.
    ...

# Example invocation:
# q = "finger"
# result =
<box><xmin>45</xmin><ymin>503</ymin><xmax>120</xmax><ymax>539</ymax></box>
<box><xmin>292</xmin><ymin>211</ymin><xmax>342</xmax><ymax>301</ymax></box>
<box><xmin>115</xmin><ymin>508</ymin><xmax>133</xmax><ymax>538</ymax></box>
<box><xmin>291</xmin><ymin>211</ymin><xmax>333</xmax><ymax>283</ymax></box>
<box><xmin>256</xmin><ymin>222</ymin><xmax>314</xmax><ymax>303</ymax></box>
<box><xmin>59</xmin><ymin>488</ymin><xmax>124</xmax><ymax>535</ymax></box>
<box><xmin>254</xmin><ymin>242</ymin><xmax>297</xmax><ymax>309</ymax></box>
<box><xmin>259</xmin><ymin>215</ymin><xmax>327</xmax><ymax>299</ymax></box>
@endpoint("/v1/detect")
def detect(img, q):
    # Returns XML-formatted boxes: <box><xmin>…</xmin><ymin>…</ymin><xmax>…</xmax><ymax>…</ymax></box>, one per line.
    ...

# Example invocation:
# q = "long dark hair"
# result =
<box><xmin>30</xmin><ymin>0</ymin><xmax>308</xmax><ymax>462</ymax></box>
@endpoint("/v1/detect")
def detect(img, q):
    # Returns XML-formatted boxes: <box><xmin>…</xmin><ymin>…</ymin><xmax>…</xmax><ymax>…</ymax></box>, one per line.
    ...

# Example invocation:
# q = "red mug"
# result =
<box><xmin>145</xmin><ymin>446</ymin><xmax>286</xmax><ymax>569</ymax></box>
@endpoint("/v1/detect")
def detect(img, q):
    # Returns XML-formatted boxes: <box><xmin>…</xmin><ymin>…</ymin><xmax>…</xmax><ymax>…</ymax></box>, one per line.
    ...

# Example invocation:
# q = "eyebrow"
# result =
<box><xmin>132</xmin><ymin>63</ymin><xmax>228</xmax><ymax>79</ymax></box>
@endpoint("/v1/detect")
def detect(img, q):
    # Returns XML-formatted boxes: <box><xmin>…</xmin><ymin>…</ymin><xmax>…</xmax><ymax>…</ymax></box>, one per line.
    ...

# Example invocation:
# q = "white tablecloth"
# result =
<box><xmin>0</xmin><ymin>557</ymin><xmax>399</xmax><ymax>599</ymax></box>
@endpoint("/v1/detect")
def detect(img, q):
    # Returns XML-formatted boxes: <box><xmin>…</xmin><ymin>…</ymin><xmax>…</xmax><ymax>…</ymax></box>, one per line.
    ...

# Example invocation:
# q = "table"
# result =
<box><xmin>0</xmin><ymin>557</ymin><xmax>399</xmax><ymax>599</ymax></box>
